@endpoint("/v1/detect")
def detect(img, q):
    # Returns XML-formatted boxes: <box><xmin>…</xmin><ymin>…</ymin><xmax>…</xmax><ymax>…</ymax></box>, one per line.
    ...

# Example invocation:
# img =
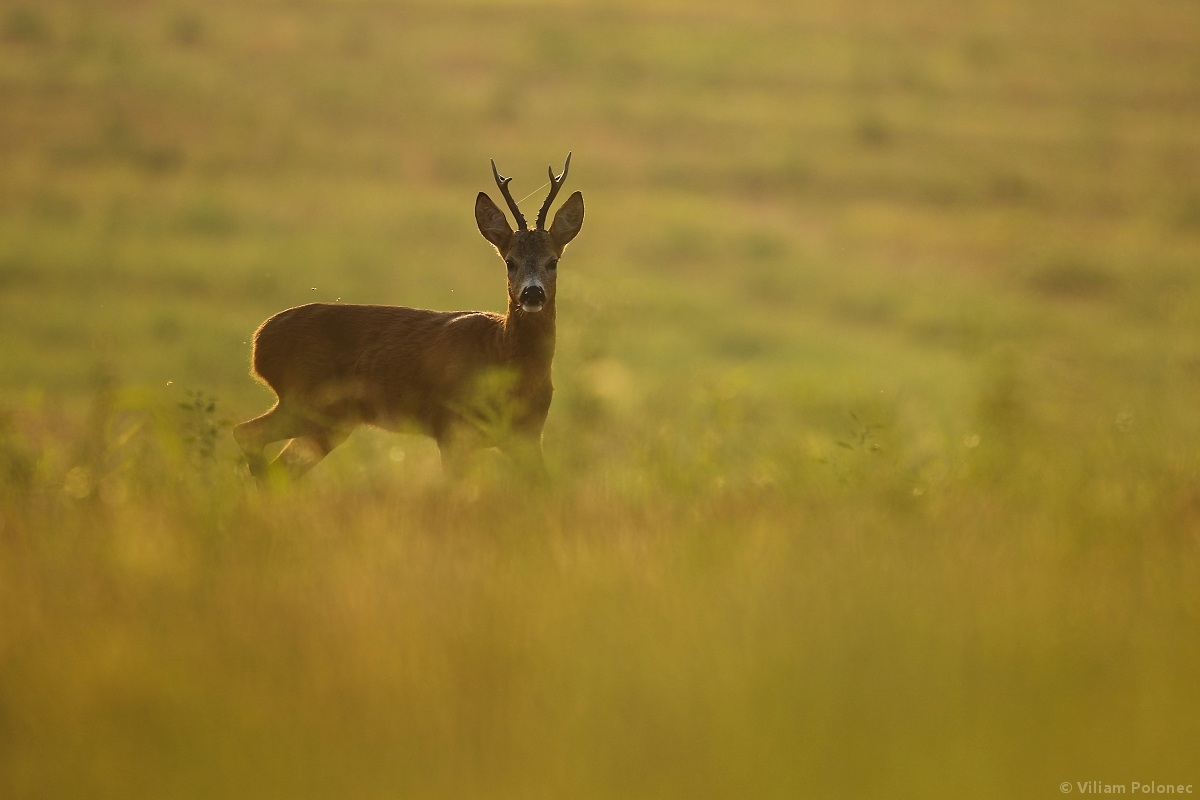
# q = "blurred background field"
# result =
<box><xmin>2</xmin><ymin>0</ymin><xmax>1199</xmax><ymax>797</ymax></box>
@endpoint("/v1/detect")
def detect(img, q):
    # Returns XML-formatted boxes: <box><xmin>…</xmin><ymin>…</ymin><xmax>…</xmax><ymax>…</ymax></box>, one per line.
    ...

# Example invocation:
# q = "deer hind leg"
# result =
<box><xmin>233</xmin><ymin>403</ymin><xmax>293</xmax><ymax>478</ymax></box>
<box><xmin>233</xmin><ymin>402</ymin><xmax>346</xmax><ymax>481</ymax></box>
<box><xmin>272</xmin><ymin>427</ymin><xmax>349</xmax><ymax>480</ymax></box>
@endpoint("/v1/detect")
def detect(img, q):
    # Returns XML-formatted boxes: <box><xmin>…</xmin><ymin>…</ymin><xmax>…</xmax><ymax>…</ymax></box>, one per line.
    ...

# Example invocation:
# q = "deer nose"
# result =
<box><xmin>519</xmin><ymin>284</ymin><xmax>546</xmax><ymax>311</ymax></box>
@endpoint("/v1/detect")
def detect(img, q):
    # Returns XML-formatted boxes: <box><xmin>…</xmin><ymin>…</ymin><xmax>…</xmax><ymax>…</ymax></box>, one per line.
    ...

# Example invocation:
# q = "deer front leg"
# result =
<box><xmin>435</xmin><ymin>420</ymin><xmax>480</xmax><ymax>481</ymax></box>
<box><xmin>498</xmin><ymin>428</ymin><xmax>548</xmax><ymax>482</ymax></box>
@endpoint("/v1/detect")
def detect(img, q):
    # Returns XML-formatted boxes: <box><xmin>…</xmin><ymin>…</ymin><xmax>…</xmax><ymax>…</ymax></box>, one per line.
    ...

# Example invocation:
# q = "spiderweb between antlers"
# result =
<box><xmin>516</xmin><ymin>181</ymin><xmax>552</xmax><ymax>205</ymax></box>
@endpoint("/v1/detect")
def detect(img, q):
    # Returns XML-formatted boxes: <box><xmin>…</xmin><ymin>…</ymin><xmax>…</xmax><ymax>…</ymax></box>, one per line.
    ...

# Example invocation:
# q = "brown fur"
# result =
<box><xmin>233</xmin><ymin>172</ymin><xmax>584</xmax><ymax>480</ymax></box>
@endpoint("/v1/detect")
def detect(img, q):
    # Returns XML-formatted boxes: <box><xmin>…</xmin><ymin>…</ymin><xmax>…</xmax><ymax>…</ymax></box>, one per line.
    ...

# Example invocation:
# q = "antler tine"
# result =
<box><xmin>536</xmin><ymin>152</ymin><xmax>572</xmax><ymax>230</ymax></box>
<box><xmin>490</xmin><ymin>158</ymin><xmax>529</xmax><ymax>232</ymax></box>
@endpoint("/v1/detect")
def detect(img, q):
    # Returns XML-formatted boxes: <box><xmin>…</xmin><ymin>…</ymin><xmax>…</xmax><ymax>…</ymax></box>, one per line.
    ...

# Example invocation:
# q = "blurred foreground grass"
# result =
<box><xmin>2</xmin><ymin>0</ymin><xmax>1200</xmax><ymax>797</ymax></box>
<box><xmin>3</xmin><ymin>391</ymin><xmax>1198</xmax><ymax>798</ymax></box>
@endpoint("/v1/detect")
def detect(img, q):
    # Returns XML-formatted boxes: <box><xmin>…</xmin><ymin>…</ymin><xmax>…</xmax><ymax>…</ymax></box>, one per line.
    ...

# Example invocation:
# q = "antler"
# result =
<box><xmin>490</xmin><ymin>159</ymin><xmax>529</xmax><ymax>232</ymax></box>
<box><xmin>536</xmin><ymin>152</ymin><xmax>572</xmax><ymax>230</ymax></box>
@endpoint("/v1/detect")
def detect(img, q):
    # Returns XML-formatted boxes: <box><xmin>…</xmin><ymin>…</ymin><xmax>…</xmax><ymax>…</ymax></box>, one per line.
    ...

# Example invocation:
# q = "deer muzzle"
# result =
<box><xmin>519</xmin><ymin>284</ymin><xmax>546</xmax><ymax>313</ymax></box>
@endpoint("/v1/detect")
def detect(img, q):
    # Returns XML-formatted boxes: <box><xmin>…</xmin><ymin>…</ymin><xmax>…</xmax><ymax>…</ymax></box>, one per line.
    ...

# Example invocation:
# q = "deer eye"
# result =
<box><xmin>547</xmin><ymin>258</ymin><xmax>558</xmax><ymax>271</ymax></box>
<box><xmin>505</xmin><ymin>259</ymin><xmax>517</xmax><ymax>272</ymax></box>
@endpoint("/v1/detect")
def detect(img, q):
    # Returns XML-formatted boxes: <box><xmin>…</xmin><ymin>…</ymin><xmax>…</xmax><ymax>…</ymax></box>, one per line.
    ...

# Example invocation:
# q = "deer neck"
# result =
<box><xmin>503</xmin><ymin>299</ymin><xmax>556</xmax><ymax>366</ymax></box>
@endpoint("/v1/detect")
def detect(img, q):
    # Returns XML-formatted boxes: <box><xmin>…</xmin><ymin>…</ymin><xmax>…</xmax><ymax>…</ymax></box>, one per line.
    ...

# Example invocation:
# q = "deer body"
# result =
<box><xmin>233</xmin><ymin>156</ymin><xmax>583</xmax><ymax>479</ymax></box>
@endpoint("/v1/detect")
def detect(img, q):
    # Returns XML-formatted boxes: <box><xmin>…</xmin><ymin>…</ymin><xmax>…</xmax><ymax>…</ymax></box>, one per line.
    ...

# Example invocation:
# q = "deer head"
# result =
<box><xmin>475</xmin><ymin>153</ymin><xmax>585</xmax><ymax>314</ymax></box>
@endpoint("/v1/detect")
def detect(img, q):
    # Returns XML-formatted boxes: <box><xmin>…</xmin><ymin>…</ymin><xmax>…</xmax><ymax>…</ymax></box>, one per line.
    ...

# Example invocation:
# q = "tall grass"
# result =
<box><xmin>2</xmin><ymin>383</ymin><xmax>1198</xmax><ymax>798</ymax></box>
<box><xmin>2</xmin><ymin>0</ymin><xmax>1200</xmax><ymax>796</ymax></box>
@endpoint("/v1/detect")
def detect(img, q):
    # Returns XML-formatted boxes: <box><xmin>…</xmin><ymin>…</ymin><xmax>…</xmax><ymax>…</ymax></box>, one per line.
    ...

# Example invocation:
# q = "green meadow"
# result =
<box><xmin>2</xmin><ymin>0</ymin><xmax>1199</xmax><ymax>796</ymax></box>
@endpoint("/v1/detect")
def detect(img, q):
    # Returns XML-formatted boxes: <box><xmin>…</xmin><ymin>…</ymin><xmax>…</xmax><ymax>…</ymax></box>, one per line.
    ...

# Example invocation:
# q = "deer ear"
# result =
<box><xmin>476</xmin><ymin>192</ymin><xmax>513</xmax><ymax>251</ymax></box>
<box><xmin>549</xmin><ymin>191</ymin><xmax>584</xmax><ymax>249</ymax></box>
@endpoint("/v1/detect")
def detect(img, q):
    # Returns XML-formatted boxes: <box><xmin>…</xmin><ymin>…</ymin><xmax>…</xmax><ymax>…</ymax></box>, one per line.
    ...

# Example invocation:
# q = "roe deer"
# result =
<box><xmin>233</xmin><ymin>154</ymin><xmax>584</xmax><ymax>480</ymax></box>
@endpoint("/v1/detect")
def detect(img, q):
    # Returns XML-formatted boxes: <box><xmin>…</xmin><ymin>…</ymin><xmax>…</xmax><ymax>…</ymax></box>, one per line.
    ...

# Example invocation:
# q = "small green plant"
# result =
<box><xmin>177</xmin><ymin>389</ymin><xmax>226</xmax><ymax>466</ymax></box>
<box><xmin>836</xmin><ymin>412</ymin><xmax>885</xmax><ymax>454</ymax></box>
<box><xmin>0</xmin><ymin>409</ymin><xmax>36</xmax><ymax>490</ymax></box>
